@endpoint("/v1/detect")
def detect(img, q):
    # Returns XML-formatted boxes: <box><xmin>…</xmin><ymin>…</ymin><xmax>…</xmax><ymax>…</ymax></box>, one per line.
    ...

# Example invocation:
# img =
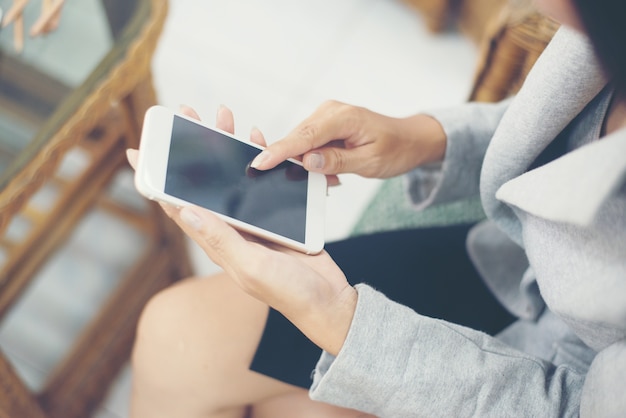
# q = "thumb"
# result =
<box><xmin>302</xmin><ymin>147</ymin><xmax>363</xmax><ymax>175</ymax></box>
<box><xmin>177</xmin><ymin>206</ymin><xmax>279</xmax><ymax>302</ymax></box>
<box><xmin>178</xmin><ymin>206</ymin><xmax>249</xmax><ymax>270</ymax></box>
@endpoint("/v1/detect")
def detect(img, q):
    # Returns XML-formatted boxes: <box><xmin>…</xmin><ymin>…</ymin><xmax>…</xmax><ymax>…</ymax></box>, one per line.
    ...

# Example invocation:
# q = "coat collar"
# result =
<box><xmin>495</xmin><ymin>130</ymin><xmax>626</xmax><ymax>226</ymax></box>
<box><xmin>480</xmin><ymin>26</ymin><xmax>610</xmax><ymax>239</ymax></box>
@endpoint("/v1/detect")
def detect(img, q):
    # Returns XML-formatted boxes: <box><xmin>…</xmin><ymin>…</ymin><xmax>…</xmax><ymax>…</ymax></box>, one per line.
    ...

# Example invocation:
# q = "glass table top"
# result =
<box><xmin>0</xmin><ymin>0</ymin><xmax>145</xmax><ymax>190</ymax></box>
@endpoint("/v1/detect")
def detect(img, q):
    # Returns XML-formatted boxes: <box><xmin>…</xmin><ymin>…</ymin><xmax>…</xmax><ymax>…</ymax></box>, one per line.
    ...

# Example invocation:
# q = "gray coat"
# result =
<box><xmin>309</xmin><ymin>27</ymin><xmax>626</xmax><ymax>417</ymax></box>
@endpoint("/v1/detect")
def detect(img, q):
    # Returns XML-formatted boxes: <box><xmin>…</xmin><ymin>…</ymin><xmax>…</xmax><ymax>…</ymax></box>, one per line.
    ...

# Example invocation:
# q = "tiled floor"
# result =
<box><xmin>3</xmin><ymin>0</ymin><xmax>478</xmax><ymax>416</ymax></box>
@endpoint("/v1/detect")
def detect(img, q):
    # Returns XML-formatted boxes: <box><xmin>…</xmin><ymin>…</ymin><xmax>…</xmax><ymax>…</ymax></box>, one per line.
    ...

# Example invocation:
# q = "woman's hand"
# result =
<box><xmin>175</xmin><ymin>203</ymin><xmax>357</xmax><ymax>357</ymax></box>
<box><xmin>126</xmin><ymin>105</ymin><xmax>357</xmax><ymax>356</ymax></box>
<box><xmin>250</xmin><ymin>100</ymin><xmax>447</xmax><ymax>179</ymax></box>
<box><xmin>2</xmin><ymin>0</ymin><xmax>66</xmax><ymax>52</ymax></box>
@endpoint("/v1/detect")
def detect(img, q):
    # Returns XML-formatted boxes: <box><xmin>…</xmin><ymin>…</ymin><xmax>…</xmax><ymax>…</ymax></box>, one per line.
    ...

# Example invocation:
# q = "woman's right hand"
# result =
<box><xmin>251</xmin><ymin>100</ymin><xmax>447</xmax><ymax>179</ymax></box>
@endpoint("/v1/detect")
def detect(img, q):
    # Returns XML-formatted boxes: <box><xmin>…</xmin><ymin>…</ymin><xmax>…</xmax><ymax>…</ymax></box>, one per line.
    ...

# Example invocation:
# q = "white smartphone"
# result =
<box><xmin>134</xmin><ymin>105</ymin><xmax>327</xmax><ymax>254</ymax></box>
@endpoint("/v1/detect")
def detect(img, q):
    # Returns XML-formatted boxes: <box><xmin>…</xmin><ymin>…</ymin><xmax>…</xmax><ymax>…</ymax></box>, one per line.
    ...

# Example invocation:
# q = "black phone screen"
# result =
<box><xmin>165</xmin><ymin>115</ymin><xmax>308</xmax><ymax>243</ymax></box>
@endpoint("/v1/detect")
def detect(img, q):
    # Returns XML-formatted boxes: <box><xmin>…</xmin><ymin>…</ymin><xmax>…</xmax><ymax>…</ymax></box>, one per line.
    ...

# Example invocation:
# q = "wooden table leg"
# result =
<box><xmin>0</xmin><ymin>351</ymin><xmax>47</xmax><ymax>418</ymax></box>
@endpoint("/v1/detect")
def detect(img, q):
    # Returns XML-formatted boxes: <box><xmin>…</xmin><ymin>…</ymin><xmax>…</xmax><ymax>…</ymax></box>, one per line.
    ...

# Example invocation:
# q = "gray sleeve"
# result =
<box><xmin>310</xmin><ymin>284</ymin><xmax>585</xmax><ymax>417</ymax></box>
<box><xmin>580</xmin><ymin>339</ymin><xmax>626</xmax><ymax>417</ymax></box>
<box><xmin>406</xmin><ymin>99</ymin><xmax>512</xmax><ymax>210</ymax></box>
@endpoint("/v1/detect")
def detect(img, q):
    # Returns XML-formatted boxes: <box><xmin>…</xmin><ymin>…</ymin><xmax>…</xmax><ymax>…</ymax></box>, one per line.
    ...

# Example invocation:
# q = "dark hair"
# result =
<box><xmin>571</xmin><ymin>0</ymin><xmax>626</xmax><ymax>97</ymax></box>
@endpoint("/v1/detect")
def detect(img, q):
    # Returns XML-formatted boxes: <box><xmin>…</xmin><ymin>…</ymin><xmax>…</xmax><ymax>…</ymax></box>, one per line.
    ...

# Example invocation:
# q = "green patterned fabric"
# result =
<box><xmin>350</xmin><ymin>176</ymin><xmax>486</xmax><ymax>236</ymax></box>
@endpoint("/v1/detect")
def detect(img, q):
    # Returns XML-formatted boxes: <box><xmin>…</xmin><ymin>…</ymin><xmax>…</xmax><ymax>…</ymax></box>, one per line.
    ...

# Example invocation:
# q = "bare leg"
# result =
<box><xmin>251</xmin><ymin>391</ymin><xmax>376</xmax><ymax>418</ymax></box>
<box><xmin>130</xmin><ymin>274</ymin><xmax>373</xmax><ymax>418</ymax></box>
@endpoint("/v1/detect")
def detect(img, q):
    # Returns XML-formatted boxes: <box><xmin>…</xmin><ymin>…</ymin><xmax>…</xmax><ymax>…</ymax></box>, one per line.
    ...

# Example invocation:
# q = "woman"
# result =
<box><xmin>127</xmin><ymin>0</ymin><xmax>626</xmax><ymax>416</ymax></box>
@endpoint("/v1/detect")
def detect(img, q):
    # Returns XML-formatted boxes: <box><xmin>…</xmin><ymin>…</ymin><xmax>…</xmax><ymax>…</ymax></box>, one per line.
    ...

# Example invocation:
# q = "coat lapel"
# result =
<box><xmin>480</xmin><ymin>26</ymin><xmax>608</xmax><ymax>243</ymax></box>
<box><xmin>495</xmin><ymin>130</ymin><xmax>626</xmax><ymax>226</ymax></box>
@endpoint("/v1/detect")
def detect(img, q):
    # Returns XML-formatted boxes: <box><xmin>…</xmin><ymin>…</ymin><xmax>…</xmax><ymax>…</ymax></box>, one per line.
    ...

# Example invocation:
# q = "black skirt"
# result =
<box><xmin>250</xmin><ymin>224</ymin><xmax>515</xmax><ymax>388</ymax></box>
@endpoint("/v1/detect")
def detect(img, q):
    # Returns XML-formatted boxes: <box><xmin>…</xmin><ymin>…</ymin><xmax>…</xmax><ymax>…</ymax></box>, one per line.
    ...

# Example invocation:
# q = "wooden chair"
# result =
<box><xmin>399</xmin><ymin>0</ymin><xmax>457</xmax><ymax>32</ymax></box>
<box><xmin>0</xmin><ymin>0</ymin><xmax>192</xmax><ymax>416</ymax></box>
<box><xmin>469</xmin><ymin>1</ymin><xmax>560</xmax><ymax>101</ymax></box>
<box><xmin>399</xmin><ymin>0</ymin><xmax>560</xmax><ymax>100</ymax></box>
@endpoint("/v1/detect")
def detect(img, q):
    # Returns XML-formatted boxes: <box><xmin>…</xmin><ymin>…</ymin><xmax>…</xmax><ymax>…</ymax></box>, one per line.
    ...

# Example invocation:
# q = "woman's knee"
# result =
<box><xmin>133</xmin><ymin>274</ymin><xmax>270</xmax><ymax>373</ymax></box>
<box><xmin>135</xmin><ymin>277</ymin><xmax>208</xmax><ymax>346</ymax></box>
<box><xmin>131</xmin><ymin>276</ymin><xmax>257</xmax><ymax>416</ymax></box>
<box><xmin>131</xmin><ymin>275</ymin><xmax>332</xmax><ymax>415</ymax></box>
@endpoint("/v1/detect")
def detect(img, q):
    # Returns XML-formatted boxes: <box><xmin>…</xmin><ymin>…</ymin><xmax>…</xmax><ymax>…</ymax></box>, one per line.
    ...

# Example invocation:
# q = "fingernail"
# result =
<box><xmin>180</xmin><ymin>207</ymin><xmax>203</xmax><ymax>230</ymax></box>
<box><xmin>216</xmin><ymin>104</ymin><xmax>227</xmax><ymax>118</ymax></box>
<box><xmin>126</xmin><ymin>149</ymin><xmax>138</xmax><ymax>169</ymax></box>
<box><xmin>306</xmin><ymin>153</ymin><xmax>325</xmax><ymax>170</ymax></box>
<box><xmin>251</xmin><ymin>150</ymin><xmax>270</xmax><ymax>169</ymax></box>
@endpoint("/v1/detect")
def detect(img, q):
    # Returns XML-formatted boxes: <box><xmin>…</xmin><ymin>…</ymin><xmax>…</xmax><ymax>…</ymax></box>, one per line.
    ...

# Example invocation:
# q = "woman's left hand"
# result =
<box><xmin>126</xmin><ymin>105</ymin><xmax>357</xmax><ymax>356</ymax></box>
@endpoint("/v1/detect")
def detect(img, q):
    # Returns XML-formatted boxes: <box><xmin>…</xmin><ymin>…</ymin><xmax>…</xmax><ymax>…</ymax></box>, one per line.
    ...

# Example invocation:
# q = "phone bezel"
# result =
<box><xmin>135</xmin><ymin>105</ymin><xmax>326</xmax><ymax>254</ymax></box>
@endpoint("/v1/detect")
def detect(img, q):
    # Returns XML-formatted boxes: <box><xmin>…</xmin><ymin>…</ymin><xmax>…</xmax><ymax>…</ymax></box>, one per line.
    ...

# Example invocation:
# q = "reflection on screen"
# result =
<box><xmin>165</xmin><ymin>116</ymin><xmax>308</xmax><ymax>243</ymax></box>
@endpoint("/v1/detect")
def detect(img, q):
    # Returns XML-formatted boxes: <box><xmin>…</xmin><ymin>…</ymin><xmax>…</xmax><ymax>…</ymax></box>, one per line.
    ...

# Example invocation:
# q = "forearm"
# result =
<box><xmin>311</xmin><ymin>285</ymin><xmax>585</xmax><ymax>417</ymax></box>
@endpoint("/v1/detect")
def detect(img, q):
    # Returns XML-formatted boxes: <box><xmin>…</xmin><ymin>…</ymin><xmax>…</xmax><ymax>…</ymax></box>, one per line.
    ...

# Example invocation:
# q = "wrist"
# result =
<box><xmin>289</xmin><ymin>284</ymin><xmax>358</xmax><ymax>356</ymax></box>
<box><xmin>401</xmin><ymin>113</ymin><xmax>447</xmax><ymax>166</ymax></box>
<box><xmin>320</xmin><ymin>285</ymin><xmax>358</xmax><ymax>356</ymax></box>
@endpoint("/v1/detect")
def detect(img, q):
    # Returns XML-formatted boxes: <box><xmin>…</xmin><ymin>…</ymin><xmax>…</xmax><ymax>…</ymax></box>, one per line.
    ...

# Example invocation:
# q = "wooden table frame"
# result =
<box><xmin>0</xmin><ymin>1</ymin><xmax>192</xmax><ymax>416</ymax></box>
